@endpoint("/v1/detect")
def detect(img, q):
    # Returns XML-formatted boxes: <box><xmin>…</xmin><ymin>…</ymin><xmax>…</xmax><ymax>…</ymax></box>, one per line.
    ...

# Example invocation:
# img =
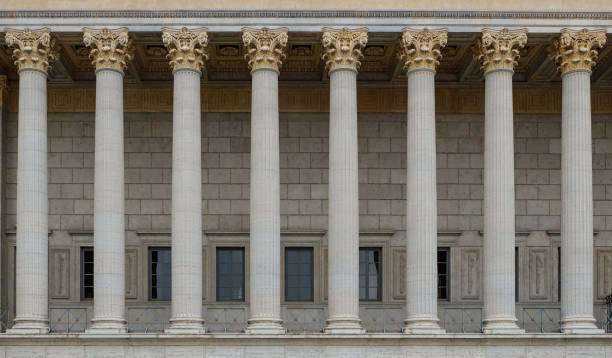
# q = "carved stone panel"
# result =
<box><xmin>125</xmin><ymin>248</ymin><xmax>138</xmax><ymax>299</ymax></box>
<box><xmin>49</xmin><ymin>248</ymin><xmax>70</xmax><ymax>299</ymax></box>
<box><xmin>392</xmin><ymin>248</ymin><xmax>406</xmax><ymax>300</ymax></box>
<box><xmin>596</xmin><ymin>248</ymin><xmax>612</xmax><ymax>299</ymax></box>
<box><xmin>528</xmin><ymin>247</ymin><xmax>550</xmax><ymax>300</ymax></box>
<box><xmin>460</xmin><ymin>248</ymin><xmax>481</xmax><ymax>300</ymax></box>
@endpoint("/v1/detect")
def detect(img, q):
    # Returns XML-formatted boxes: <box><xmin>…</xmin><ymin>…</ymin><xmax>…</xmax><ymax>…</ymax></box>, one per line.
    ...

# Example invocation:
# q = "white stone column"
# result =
<box><xmin>321</xmin><ymin>28</ymin><xmax>367</xmax><ymax>334</ymax></box>
<box><xmin>242</xmin><ymin>27</ymin><xmax>288</xmax><ymax>334</ymax></box>
<box><xmin>162</xmin><ymin>27</ymin><xmax>208</xmax><ymax>333</ymax></box>
<box><xmin>5</xmin><ymin>28</ymin><xmax>55</xmax><ymax>334</ymax></box>
<box><xmin>549</xmin><ymin>29</ymin><xmax>606</xmax><ymax>334</ymax></box>
<box><xmin>399</xmin><ymin>28</ymin><xmax>447</xmax><ymax>334</ymax></box>
<box><xmin>83</xmin><ymin>28</ymin><xmax>132</xmax><ymax>333</ymax></box>
<box><xmin>475</xmin><ymin>29</ymin><xmax>527</xmax><ymax>334</ymax></box>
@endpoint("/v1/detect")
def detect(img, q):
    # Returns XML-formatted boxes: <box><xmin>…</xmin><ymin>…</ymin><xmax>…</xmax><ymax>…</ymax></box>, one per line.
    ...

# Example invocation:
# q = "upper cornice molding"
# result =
<box><xmin>548</xmin><ymin>28</ymin><xmax>607</xmax><ymax>74</ymax></box>
<box><xmin>83</xmin><ymin>27</ymin><xmax>133</xmax><ymax>72</ymax></box>
<box><xmin>0</xmin><ymin>9</ymin><xmax>612</xmax><ymax>20</ymax></box>
<box><xmin>162</xmin><ymin>27</ymin><xmax>209</xmax><ymax>72</ymax></box>
<box><xmin>4</xmin><ymin>28</ymin><xmax>56</xmax><ymax>73</ymax></box>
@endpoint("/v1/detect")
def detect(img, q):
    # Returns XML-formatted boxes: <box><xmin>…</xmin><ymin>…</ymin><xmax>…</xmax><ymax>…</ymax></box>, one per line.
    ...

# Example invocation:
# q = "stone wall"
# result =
<box><xmin>2</xmin><ymin>111</ymin><xmax>612</xmax><ymax>310</ymax></box>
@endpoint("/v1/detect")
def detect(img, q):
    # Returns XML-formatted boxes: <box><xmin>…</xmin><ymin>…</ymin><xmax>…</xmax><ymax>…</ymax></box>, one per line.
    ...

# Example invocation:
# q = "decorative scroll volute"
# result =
<box><xmin>242</xmin><ymin>27</ymin><xmax>288</xmax><ymax>71</ymax></box>
<box><xmin>321</xmin><ymin>27</ymin><xmax>368</xmax><ymax>72</ymax></box>
<box><xmin>399</xmin><ymin>28</ymin><xmax>448</xmax><ymax>72</ymax></box>
<box><xmin>162</xmin><ymin>27</ymin><xmax>209</xmax><ymax>72</ymax></box>
<box><xmin>474</xmin><ymin>28</ymin><xmax>528</xmax><ymax>73</ymax></box>
<box><xmin>548</xmin><ymin>29</ymin><xmax>607</xmax><ymax>74</ymax></box>
<box><xmin>4</xmin><ymin>28</ymin><xmax>56</xmax><ymax>73</ymax></box>
<box><xmin>82</xmin><ymin>27</ymin><xmax>133</xmax><ymax>72</ymax></box>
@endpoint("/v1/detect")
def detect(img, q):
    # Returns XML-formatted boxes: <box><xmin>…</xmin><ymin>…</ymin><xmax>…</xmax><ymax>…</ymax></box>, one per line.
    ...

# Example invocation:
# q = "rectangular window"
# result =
<box><xmin>216</xmin><ymin>247</ymin><xmax>245</xmax><ymax>301</ymax></box>
<box><xmin>558</xmin><ymin>246</ymin><xmax>561</xmax><ymax>302</ymax></box>
<box><xmin>515</xmin><ymin>246</ymin><xmax>519</xmax><ymax>302</ymax></box>
<box><xmin>437</xmin><ymin>247</ymin><xmax>450</xmax><ymax>300</ymax></box>
<box><xmin>285</xmin><ymin>247</ymin><xmax>313</xmax><ymax>302</ymax></box>
<box><xmin>80</xmin><ymin>247</ymin><xmax>94</xmax><ymax>300</ymax></box>
<box><xmin>149</xmin><ymin>247</ymin><xmax>171</xmax><ymax>301</ymax></box>
<box><xmin>359</xmin><ymin>247</ymin><xmax>382</xmax><ymax>301</ymax></box>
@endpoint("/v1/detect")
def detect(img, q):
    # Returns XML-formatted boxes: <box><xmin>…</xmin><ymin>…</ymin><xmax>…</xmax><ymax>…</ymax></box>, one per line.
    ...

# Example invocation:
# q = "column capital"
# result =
<box><xmin>242</xmin><ymin>27</ymin><xmax>288</xmax><ymax>72</ymax></box>
<box><xmin>162</xmin><ymin>27</ymin><xmax>209</xmax><ymax>72</ymax></box>
<box><xmin>548</xmin><ymin>29</ymin><xmax>606</xmax><ymax>74</ymax></box>
<box><xmin>321</xmin><ymin>27</ymin><xmax>368</xmax><ymax>72</ymax></box>
<box><xmin>474</xmin><ymin>28</ymin><xmax>528</xmax><ymax>73</ymax></box>
<box><xmin>83</xmin><ymin>27</ymin><xmax>133</xmax><ymax>73</ymax></box>
<box><xmin>4</xmin><ymin>28</ymin><xmax>56</xmax><ymax>73</ymax></box>
<box><xmin>399</xmin><ymin>28</ymin><xmax>448</xmax><ymax>73</ymax></box>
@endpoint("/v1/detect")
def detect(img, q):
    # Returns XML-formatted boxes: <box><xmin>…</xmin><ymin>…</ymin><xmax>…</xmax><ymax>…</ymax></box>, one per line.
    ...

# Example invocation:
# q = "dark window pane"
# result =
<box><xmin>216</xmin><ymin>248</ymin><xmax>245</xmax><ymax>301</ymax></box>
<box><xmin>81</xmin><ymin>247</ymin><xmax>94</xmax><ymax>300</ymax></box>
<box><xmin>437</xmin><ymin>247</ymin><xmax>450</xmax><ymax>300</ymax></box>
<box><xmin>359</xmin><ymin>247</ymin><xmax>382</xmax><ymax>301</ymax></box>
<box><xmin>149</xmin><ymin>247</ymin><xmax>171</xmax><ymax>300</ymax></box>
<box><xmin>285</xmin><ymin>248</ymin><xmax>313</xmax><ymax>301</ymax></box>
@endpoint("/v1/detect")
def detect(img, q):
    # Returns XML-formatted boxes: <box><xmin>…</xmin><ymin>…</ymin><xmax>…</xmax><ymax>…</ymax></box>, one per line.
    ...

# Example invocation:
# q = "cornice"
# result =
<box><xmin>0</xmin><ymin>9</ymin><xmax>611</xmax><ymax>20</ymax></box>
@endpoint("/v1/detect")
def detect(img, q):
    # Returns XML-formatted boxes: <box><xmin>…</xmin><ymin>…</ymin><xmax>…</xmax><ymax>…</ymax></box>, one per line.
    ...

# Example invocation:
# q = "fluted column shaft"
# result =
<box><xmin>326</xmin><ymin>67</ymin><xmax>363</xmax><ymax>333</ymax></box>
<box><xmin>560</xmin><ymin>69</ymin><xmax>599</xmax><ymax>333</ymax></box>
<box><xmin>90</xmin><ymin>68</ymin><xmax>127</xmax><ymax>332</ymax></box>
<box><xmin>247</xmin><ymin>68</ymin><xmax>284</xmax><ymax>334</ymax></box>
<box><xmin>168</xmin><ymin>68</ymin><xmax>204</xmax><ymax>332</ymax></box>
<box><xmin>404</xmin><ymin>68</ymin><xmax>444</xmax><ymax>333</ymax></box>
<box><xmin>482</xmin><ymin>68</ymin><xmax>522</xmax><ymax>333</ymax></box>
<box><xmin>12</xmin><ymin>68</ymin><xmax>49</xmax><ymax>333</ymax></box>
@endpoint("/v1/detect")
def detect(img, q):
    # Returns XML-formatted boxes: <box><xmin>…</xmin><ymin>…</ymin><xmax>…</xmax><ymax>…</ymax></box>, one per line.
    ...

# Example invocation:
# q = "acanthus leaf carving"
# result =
<box><xmin>162</xmin><ymin>27</ymin><xmax>209</xmax><ymax>72</ymax></box>
<box><xmin>399</xmin><ymin>28</ymin><xmax>448</xmax><ymax>72</ymax></box>
<box><xmin>474</xmin><ymin>28</ymin><xmax>528</xmax><ymax>73</ymax></box>
<box><xmin>4</xmin><ymin>28</ymin><xmax>57</xmax><ymax>73</ymax></box>
<box><xmin>82</xmin><ymin>27</ymin><xmax>133</xmax><ymax>72</ymax></box>
<box><xmin>242</xmin><ymin>27</ymin><xmax>288</xmax><ymax>71</ymax></box>
<box><xmin>321</xmin><ymin>27</ymin><xmax>368</xmax><ymax>72</ymax></box>
<box><xmin>548</xmin><ymin>28</ymin><xmax>606</xmax><ymax>74</ymax></box>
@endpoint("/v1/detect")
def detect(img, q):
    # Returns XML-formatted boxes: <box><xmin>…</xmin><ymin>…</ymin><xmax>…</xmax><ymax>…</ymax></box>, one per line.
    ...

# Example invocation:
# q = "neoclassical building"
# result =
<box><xmin>0</xmin><ymin>0</ymin><xmax>611</xmax><ymax>357</ymax></box>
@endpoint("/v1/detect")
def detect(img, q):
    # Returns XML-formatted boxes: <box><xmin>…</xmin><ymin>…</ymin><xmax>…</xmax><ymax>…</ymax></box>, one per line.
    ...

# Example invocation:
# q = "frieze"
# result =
<box><xmin>5</xmin><ymin>85</ymin><xmax>612</xmax><ymax>114</ymax></box>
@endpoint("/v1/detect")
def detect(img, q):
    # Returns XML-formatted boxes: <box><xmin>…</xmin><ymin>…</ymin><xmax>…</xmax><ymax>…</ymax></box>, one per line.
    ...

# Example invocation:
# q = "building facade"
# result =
<box><xmin>0</xmin><ymin>1</ymin><xmax>612</xmax><ymax>356</ymax></box>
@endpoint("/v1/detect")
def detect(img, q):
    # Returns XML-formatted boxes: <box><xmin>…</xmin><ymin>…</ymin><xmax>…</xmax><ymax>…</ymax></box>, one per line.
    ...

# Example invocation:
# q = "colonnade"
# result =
<box><xmin>2</xmin><ymin>26</ymin><xmax>607</xmax><ymax>334</ymax></box>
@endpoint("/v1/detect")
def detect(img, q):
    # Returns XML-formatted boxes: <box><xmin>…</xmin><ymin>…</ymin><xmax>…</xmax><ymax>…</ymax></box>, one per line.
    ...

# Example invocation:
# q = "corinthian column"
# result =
<box><xmin>242</xmin><ymin>27</ymin><xmax>288</xmax><ymax>334</ymax></box>
<box><xmin>474</xmin><ymin>28</ymin><xmax>527</xmax><ymax>334</ymax></box>
<box><xmin>162</xmin><ymin>27</ymin><xmax>208</xmax><ymax>333</ymax></box>
<box><xmin>399</xmin><ymin>28</ymin><xmax>447</xmax><ymax>334</ymax></box>
<box><xmin>83</xmin><ymin>28</ymin><xmax>133</xmax><ymax>333</ymax></box>
<box><xmin>5</xmin><ymin>28</ymin><xmax>55</xmax><ymax>334</ymax></box>
<box><xmin>549</xmin><ymin>29</ymin><xmax>607</xmax><ymax>334</ymax></box>
<box><xmin>322</xmin><ymin>27</ymin><xmax>368</xmax><ymax>334</ymax></box>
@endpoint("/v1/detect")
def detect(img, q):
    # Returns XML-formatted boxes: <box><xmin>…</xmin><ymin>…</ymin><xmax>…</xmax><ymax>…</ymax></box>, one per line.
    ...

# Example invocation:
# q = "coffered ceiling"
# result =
<box><xmin>1</xmin><ymin>32</ymin><xmax>611</xmax><ymax>86</ymax></box>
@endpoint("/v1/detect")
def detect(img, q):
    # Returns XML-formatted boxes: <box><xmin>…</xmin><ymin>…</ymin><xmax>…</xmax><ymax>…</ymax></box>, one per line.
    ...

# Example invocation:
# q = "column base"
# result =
<box><xmin>8</xmin><ymin>318</ymin><xmax>49</xmax><ymax>334</ymax></box>
<box><xmin>246</xmin><ymin>318</ymin><xmax>285</xmax><ymax>334</ymax></box>
<box><xmin>325</xmin><ymin>317</ymin><xmax>365</xmax><ymax>334</ymax></box>
<box><xmin>404</xmin><ymin>315</ymin><xmax>445</xmax><ymax>334</ymax></box>
<box><xmin>483</xmin><ymin>315</ymin><xmax>523</xmax><ymax>334</ymax></box>
<box><xmin>165</xmin><ymin>318</ymin><xmax>205</xmax><ymax>334</ymax></box>
<box><xmin>87</xmin><ymin>317</ymin><xmax>127</xmax><ymax>334</ymax></box>
<box><xmin>561</xmin><ymin>315</ymin><xmax>604</xmax><ymax>334</ymax></box>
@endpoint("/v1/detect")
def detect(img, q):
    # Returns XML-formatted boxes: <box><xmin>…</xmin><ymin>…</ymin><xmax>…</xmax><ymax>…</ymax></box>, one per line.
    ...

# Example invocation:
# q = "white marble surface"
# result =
<box><xmin>167</xmin><ymin>68</ymin><xmax>204</xmax><ymax>333</ymax></box>
<box><xmin>326</xmin><ymin>67</ymin><xmax>363</xmax><ymax>334</ymax></box>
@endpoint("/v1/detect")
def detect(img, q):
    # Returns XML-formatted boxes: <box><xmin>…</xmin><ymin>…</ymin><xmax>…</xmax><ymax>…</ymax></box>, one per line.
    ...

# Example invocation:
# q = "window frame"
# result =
<box><xmin>437</xmin><ymin>247</ymin><xmax>450</xmax><ymax>301</ymax></box>
<box><xmin>216</xmin><ymin>247</ymin><xmax>246</xmax><ymax>302</ymax></box>
<box><xmin>80</xmin><ymin>246</ymin><xmax>94</xmax><ymax>301</ymax></box>
<box><xmin>284</xmin><ymin>247</ymin><xmax>314</xmax><ymax>302</ymax></box>
<box><xmin>359</xmin><ymin>247</ymin><xmax>383</xmax><ymax>302</ymax></box>
<box><xmin>148</xmin><ymin>246</ymin><xmax>172</xmax><ymax>301</ymax></box>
